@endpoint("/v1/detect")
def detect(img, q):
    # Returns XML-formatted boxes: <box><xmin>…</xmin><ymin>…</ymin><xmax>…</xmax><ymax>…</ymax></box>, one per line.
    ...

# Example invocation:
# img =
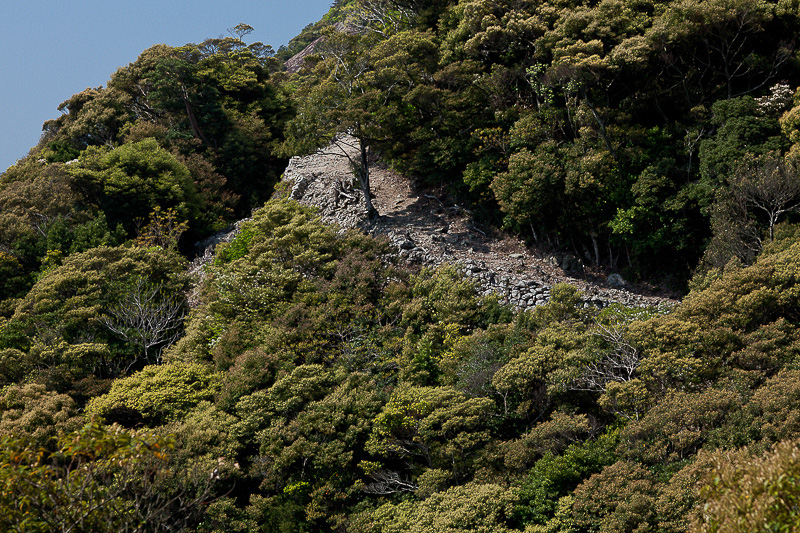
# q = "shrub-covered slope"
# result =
<box><xmin>2</xmin><ymin>1</ymin><xmax>800</xmax><ymax>531</ymax></box>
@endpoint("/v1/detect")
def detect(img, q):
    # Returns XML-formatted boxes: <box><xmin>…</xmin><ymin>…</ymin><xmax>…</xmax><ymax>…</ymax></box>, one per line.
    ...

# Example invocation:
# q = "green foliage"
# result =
<box><xmin>233</xmin><ymin>363</ymin><xmax>338</xmax><ymax>445</ymax></box>
<box><xmin>693</xmin><ymin>440</ymin><xmax>800</xmax><ymax>533</ymax></box>
<box><xmin>67</xmin><ymin>138</ymin><xmax>200</xmax><ymax>235</ymax></box>
<box><xmin>173</xmin><ymin>199</ymin><xmax>404</xmax><ymax>377</ymax></box>
<box><xmin>133</xmin><ymin>206</ymin><xmax>189</xmax><ymax>249</ymax></box>
<box><xmin>3</xmin><ymin>3</ymin><xmax>800</xmax><ymax>531</ymax></box>
<box><xmin>0</xmin><ymin>252</ymin><xmax>30</xmax><ymax>301</ymax></box>
<box><xmin>0</xmin><ymin>158</ymin><xmax>125</xmax><ymax>297</ymax></box>
<box><xmin>490</xmin><ymin>291</ymin><xmax>595</xmax><ymax>421</ymax></box>
<box><xmin>241</xmin><ymin>370</ymin><xmax>384</xmax><ymax>523</ymax></box>
<box><xmin>0</xmin><ymin>382</ymin><xmax>82</xmax><ymax>444</ymax></box>
<box><xmin>42</xmin><ymin>212</ymin><xmax>125</xmax><ymax>258</ymax></box>
<box><xmin>705</xmin><ymin>152</ymin><xmax>800</xmax><ymax>269</ymax></box>
<box><xmin>160</xmin><ymin>400</ymin><xmax>242</xmax><ymax>470</ymax></box>
<box><xmin>630</xmin><ymin>239</ymin><xmax>800</xmax><ymax>389</ymax></box>
<box><xmin>504</xmin><ymin>412</ymin><xmax>595</xmax><ymax>471</ymax></box>
<box><xmin>570</xmin><ymin>460</ymin><xmax>658</xmax><ymax>533</ymax></box>
<box><xmin>740</xmin><ymin>369</ymin><xmax>800</xmax><ymax>447</ymax></box>
<box><xmin>207</xmin><ymin>200</ymin><xmax>338</xmax><ymax>316</ymax></box>
<box><xmin>514</xmin><ymin>429</ymin><xmax>619</xmax><ymax>527</ymax></box>
<box><xmin>87</xmin><ymin>362</ymin><xmax>221</xmax><ymax>424</ymax></box>
<box><xmin>214</xmin><ymin>226</ymin><xmax>255</xmax><ymax>264</ymax></box>
<box><xmin>491</xmin><ymin>143</ymin><xmax>566</xmax><ymax>234</ymax></box>
<box><xmin>0</xmin><ymin>422</ymin><xmax>214</xmax><ymax>532</ymax></box>
<box><xmin>397</xmin><ymin>265</ymin><xmax>510</xmax><ymax>359</ymax></box>
<box><xmin>36</xmin><ymin>32</ymin><xmax>293</xmax><ymax>227</ymax></box>
<box><xmin>360</xmin><ymin>482</ymin><xmax>520</xmax><ymax>533</ymax></box>
<box><xmin>0</xmin><ymin>159</ymin><xmax>76</xmax><ymax>248</ymax></box>
<box><xmin>620</xmin><ymin>386</ymin><xmax>744</xmax><ymax>464</ymax></box>
<box><xmin>8</xmin><ymin>245</ymin><xmax>188</xmax><ymax>381</ymax></box>
<box><xmin>280</xmin><ymin>0</ymin><xmax>800</xmax><ymax>276</ymax></box>
<box><xmin>42</xmin><ymin>86</ymin><xmax>132</xmax><ymax>150</ymax></box>
<box><xmin>367</xmin><ymin>384</ymin><xmax>496</xmax><ymax>481</ymax></box>
<box><xmin>699</xmin><ymin>96</ymin><xmax>787</xmax><ymax>185</ymax></box>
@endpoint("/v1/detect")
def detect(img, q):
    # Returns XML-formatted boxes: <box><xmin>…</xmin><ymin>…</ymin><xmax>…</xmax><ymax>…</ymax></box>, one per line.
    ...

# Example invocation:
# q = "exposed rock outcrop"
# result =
<box><xmin>284</xmin><ymin>22</ymin><xmax>361</xmax><ymax>73</ymax></box>
<box><xmin>278</xmin><ymin>137</ymin><xmax>678</xmax><ymax>311</ymax></box>
<box><xmin>284</xmin><ymin>37</ymin><xmax>325</xmax><ymax>73</ymax></box>
<box><xmin>192</xmin><ymin>139</ymin><xmax>676</xmax><ymax>312</ymax></box>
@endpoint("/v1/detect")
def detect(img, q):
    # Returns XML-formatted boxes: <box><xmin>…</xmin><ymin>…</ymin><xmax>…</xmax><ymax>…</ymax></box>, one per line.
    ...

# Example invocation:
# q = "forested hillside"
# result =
<box><xmin>2</xmin><ymin>0</ymin><xmax>800</xmax><ymax>531</ymax></box>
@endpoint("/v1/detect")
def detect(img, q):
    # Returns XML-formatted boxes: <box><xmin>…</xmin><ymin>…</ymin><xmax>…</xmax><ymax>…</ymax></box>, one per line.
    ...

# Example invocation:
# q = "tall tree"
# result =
<box><xmin>284</xmin><ymin>29</ymin><xmax>380</xmax><ymax>218</ymax></box>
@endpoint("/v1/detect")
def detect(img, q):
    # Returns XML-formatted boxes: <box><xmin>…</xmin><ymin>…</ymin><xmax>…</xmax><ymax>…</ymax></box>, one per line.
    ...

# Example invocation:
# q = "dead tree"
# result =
<box><xmin>100</xmin><ymin>277</ymin><xmax>185</xmax><ymax>373</ymax></box>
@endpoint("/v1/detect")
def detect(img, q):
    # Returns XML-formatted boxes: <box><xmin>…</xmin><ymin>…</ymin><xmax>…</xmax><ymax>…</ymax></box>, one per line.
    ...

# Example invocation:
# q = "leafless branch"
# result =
<box><xmin>731</xmin><ymin>153</ymin><xmax>800</xmax><ymax>240</ymax></box>
<box><xmin>571</xmin><ymin>323</ymin><xmax>641</xmax><ymax>392</ymax></box>
<box><xmin>100</xmin><ymin>278</ymin><xmax>185</xmax><ymax>373</ymax></box>
<box><xmin>351</xmin><ymin>0</ymin><xmax>415</xmax><ymax>37</ymax></box>
<box><xmin>361</xmin><ymin>470</ymin><xmax>418</xmax><ymax>494</ymax></box>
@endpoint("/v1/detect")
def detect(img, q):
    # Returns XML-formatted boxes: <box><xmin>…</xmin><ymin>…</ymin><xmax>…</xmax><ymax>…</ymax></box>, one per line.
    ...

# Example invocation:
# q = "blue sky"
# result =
<box><xmin>0</xmin><ymin>0</ymin><xmax>334</xmax><ymax>173</ymax></box>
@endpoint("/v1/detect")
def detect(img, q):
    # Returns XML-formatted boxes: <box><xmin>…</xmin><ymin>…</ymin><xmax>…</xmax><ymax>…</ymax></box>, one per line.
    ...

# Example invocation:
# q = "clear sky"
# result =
<box><xmin>0</xmin><ymin>0</ymin><xmax>334</xmax><ymax>173</ymax></box>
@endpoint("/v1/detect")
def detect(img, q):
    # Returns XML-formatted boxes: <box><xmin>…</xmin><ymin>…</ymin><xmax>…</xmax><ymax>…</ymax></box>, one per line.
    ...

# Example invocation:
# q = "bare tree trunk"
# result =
<box><xmin>582</xmin><ymin>92</ymin><xmax>620</xmax><ymax>169</ymax></box>
<box><xmin>359</xmin><ymin>139</ymin><xmax>377</xmax><ymax>219</ymax></box>
<box><xmin>180</xmin><ymin>86</ymin><xmax>212</xmax><ymax>148</ymax></box>
<box><xmin>591</xmin><ymin>234</ymin><xmax>601</xmax><ymax>267</ymax></box>
<box><xmin>608</xmin><ymin>238</ymin><xmax>616</xmax><ymax>271</ymax></box>
<box><xmin>331</xmin><ymin>134</ymin><xmax>379</xmax><ymax>220</ymax></box>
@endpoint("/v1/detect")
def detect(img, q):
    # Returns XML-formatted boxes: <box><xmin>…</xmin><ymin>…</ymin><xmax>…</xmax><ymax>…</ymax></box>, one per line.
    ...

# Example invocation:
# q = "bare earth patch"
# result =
<box><xmin>275</xmin><ymin>137</ymin><xmax>677</xmax><ymax>309</ymax></box>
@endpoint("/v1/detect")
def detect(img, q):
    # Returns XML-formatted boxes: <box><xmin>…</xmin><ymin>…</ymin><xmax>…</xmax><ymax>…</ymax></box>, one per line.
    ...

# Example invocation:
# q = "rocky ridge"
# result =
<box><xmin>278</xmin><ymin>136</ymin><xmax>678</xmax><ymax>311</ymax></box>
